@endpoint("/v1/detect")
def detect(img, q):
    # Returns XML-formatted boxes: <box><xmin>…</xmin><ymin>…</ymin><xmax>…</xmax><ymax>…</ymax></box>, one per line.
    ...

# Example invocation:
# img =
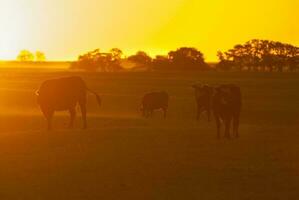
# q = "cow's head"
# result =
<box><xmin>215</xmin><ymin>86</ymin><xmax>233</xmax><ymax>105</ymax></box>
<box><xmin>192</xmin><ymin>84</ymin><xmax>212</xmax><ymax>99</ymax></box>
<box><xmin>35</xmin><ymin>90</ymin><xmax>41</xmax><ymax>104</ymax></box>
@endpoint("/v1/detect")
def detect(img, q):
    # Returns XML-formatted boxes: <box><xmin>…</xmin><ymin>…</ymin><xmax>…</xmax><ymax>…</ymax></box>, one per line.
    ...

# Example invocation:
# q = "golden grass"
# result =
<box><xmin>0</xmin><ymin>67</ymin><xmax>298</xmax><ymax>199</ymax></box>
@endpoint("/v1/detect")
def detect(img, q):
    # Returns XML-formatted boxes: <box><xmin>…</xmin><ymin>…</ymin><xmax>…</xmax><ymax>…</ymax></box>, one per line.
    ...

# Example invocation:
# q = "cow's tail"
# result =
<box><xmin>86</xmin><ymin>88</ymin><xmax>101</xmax><ymax>107</ymax></box>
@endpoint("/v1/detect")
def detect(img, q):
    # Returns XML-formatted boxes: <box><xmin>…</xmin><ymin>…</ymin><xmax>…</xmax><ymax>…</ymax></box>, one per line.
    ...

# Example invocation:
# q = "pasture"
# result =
<box><xmin>0</xmin><ymin>68</ymin><xmax>299</xmax><ymax>200</ymax></box>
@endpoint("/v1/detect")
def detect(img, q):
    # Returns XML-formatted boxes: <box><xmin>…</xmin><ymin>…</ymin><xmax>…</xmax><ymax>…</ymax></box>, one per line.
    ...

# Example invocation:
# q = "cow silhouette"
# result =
<box><xmin>212</xmin><ymin>84</ymin><xmax>242</xmax><ymax>139</ymax></box>
<box><xmin>36</xmin><ymin>76</ymin><xmax>101</xmax><ymax>130</ymax></box>
<box><xmin>192</xmin><ymin>84</ymin><xmax>213</xmax><ymax>121</ymax></box>
<box><xmin>141</xmin><ymin>91</ymin><xmax>169</xmax><ymax>118</ymax></box>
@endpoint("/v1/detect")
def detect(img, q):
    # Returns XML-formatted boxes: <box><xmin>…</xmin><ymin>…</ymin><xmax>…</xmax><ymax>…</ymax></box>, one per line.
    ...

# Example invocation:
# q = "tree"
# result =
<box><xmin>35</xmin><ymin>51</ymin><xmax>46</xmax><ymax>62</ymax></box>
<box><xmin>287</xmin><ymin>45</ymin><xmax>299</xmax><ymax>72</ymax></box>
<box><xmin>71</xmin><ymin>48</ymin><xmax>124</xmax><ymax>72</ymax></box>
<box><xmin>152</xmin><ymin>55</ymin><xmax>171</xmax><ymax>70</ymax></box>
<box><xmin>108</xmin><ymin>48</ymin><xmax>124</xmax><ymax>71</ymax></box>
<box><xmin>17</xmin><ymin>50</ymin><xmax>34</xmax><ymax>62</ymax></box>
<box><xmin>128</xmin><ymin>51</ymin><xmax>152</xmax><ymax>67</ymax></box>
<box><xmin>217</xmin><ymin>39</ymin><xmax>299</xmax><ymax>72</ymax></box>
<box><xmin>168</xmin><ymin>47</ymin><xmax>209</xmax><ymax>70</ymax></box>
<box><xmin>110</xmin><ymin>48</ymin><xmax>123</xmax><ymax>61</ymax></box>
<box><xmin>216</xmin><ymin>51</ymin><xmax>234</xmax><ymax>71</ymax></box>
<box><xmin>151</xmin><ymin>47</ymin><xmax>210</xmax><ymax>71</ymax></box>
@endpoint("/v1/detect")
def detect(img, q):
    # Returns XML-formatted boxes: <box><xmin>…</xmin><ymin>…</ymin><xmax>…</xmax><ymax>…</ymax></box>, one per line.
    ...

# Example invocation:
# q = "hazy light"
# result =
<box><xmin>0</xmin><ymin>0</ymin><xmax>298</xmax><ymax>61</ymax></box>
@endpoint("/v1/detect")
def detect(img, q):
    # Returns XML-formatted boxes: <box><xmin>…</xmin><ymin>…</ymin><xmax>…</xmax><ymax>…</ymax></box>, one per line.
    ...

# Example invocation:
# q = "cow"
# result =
<box><xmin>141</xmin><ymin>91</ymin><xmax>169</xmax><ymax>118</ymax></box>
<box><xmin>192</xmin><ymin>84</ymin><xmax>213</xmax><ymax>121</ymax></box>
<box><xmin>36</xmin><ymin>76</ymin><xmax>101</xmax><ymax>130</ymax></box>
<box><xmin>212</xmin><ymin>84</ymin><xmax>242</xmax><ymax>139</ymax></box>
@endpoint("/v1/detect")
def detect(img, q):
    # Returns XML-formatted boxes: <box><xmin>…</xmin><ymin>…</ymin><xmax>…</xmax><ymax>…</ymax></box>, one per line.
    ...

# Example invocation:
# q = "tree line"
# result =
<box><xmin>16</xmin><ymin>39</ymin><xmax>298</xmax><ymax>72</ymax></box>
<box><xmin>217</xmin><ymin>39</ymin><xmax>299</xmax><ymax>72</ymax></box>
<box><xmin>70</xmin><ymin>47</ymin><xmax>209</xmax><ymax>72</ymax></box>
<box><xmin>16</xmin><ymin>50</ymin><xmax>46</xmax><ymax>62</ymax></box>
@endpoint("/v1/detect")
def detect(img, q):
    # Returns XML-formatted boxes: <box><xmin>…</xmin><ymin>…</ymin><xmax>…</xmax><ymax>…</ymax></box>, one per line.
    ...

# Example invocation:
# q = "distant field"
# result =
<box><xmin>0</xmin><ymin>67</ymin><xmax>299</xmax><ymax>200</ymax></box>
<box><xmin>0</xmin><ymin>61</ymin><xmax>71</xmax><ymax>69</ymax></box>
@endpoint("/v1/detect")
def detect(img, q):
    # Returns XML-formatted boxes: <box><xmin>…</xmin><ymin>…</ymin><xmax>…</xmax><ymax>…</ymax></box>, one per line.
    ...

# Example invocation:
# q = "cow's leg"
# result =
<box><xmin>163</xmin><ymin>107</ymin><xmax>167</xmax><ymax>118</ymax></box>
<box><xmin>233</xmin><ymin>114</ymin><xmax>240</xmax><ymax>138</ymax></box>
<box><xmin>215</xmin><ymin>115</ymin><xmax>221</xmax><ymax>139</ymax></box>
<box><xmin>78</xmin><ymin>93</ymin><xmax>87</xmax><ymax>129</ymax></box>
<box><xmin>144</xmin><ymin>109</ymin><xmax>149</xmax><ymax>118</ymax></box>
<box><xmin>69</xmin><ymin>107</ymin><xmax>76</xmax><ymax>129</ymax></box>
<box><xmin>207</xmin><ymin>108</ymin><xmax>211</xmax><ymax>122</ymax></box>
<box><xmin>144</xmin><ymin>109</ymin><xmax>150</xmax><ymax>118</ymax></box>
<box><xmin>79</xmin><ymin>100</ymin><xmax>87</xmax><ymax>129</ymax></box>
<box><xmin>150</xmin><ymin>110</ymin><xmax>153</xmax><ymax>118</ymax></box>
<box><xmin>196</xmin><ymin>105</ymin><xmax>202</xmax><ymax>120</ymax></box>
<box><xmin>224</xmin><ymin>117</ymin><xmax>232</xmax><ymax>139</ymax></box>
<box><xmin>80</xmin><ymin>104</ymin><xmax>87</xmax><ymax>129</ymax></box>
<box><xmin>142</xmin><ymin>108</ymin><xmax>146</xmax><ymax>118</ymax></box>
<box><xmin>44</xmin><ymin>109</ymin><xmax>54</xmax><ymax>131</ymax></box>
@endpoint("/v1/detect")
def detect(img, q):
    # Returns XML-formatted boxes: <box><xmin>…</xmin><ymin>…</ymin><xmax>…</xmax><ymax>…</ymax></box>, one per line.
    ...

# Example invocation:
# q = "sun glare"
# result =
<box><xmin>0</xmin><ymin>1</ymin><xmax>29</xmax><ymax>60</ymax></box>
<box><xmin>0</xmin><ymin>0</ymin><xmax>298</xmax><ymax>61</ymax></box>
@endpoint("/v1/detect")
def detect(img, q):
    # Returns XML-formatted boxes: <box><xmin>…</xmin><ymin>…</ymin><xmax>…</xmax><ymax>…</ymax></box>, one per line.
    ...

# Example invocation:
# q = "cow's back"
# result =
<box><xmin>212</xmin><ymin>84</ymin><xmax>241</xmax><ymax>115</ymax></box>
<box><xmin>142</xmin><ymin>92</ymin><xmax>169</xmax><ymax>110</ymax></box>
<box><xmin>195</xmin><ymin>85</ymin><xmax>213</xmax><ymax>107</ymax></box>
<box><xmin>37</xmin><ymin>76</ymin><xmax>87</xmax><ymax>110</ymax></box>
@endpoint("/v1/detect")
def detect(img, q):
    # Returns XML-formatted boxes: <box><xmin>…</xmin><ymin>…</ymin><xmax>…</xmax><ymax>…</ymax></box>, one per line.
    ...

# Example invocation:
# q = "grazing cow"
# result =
<box><xmin>36</xmin><ymin>76</ymin><xmax>101</xmax><ymax>130</ymax></box>
<box><xmin>212</xmin><ymin>84</ymin><xmax>242</xmax><ymax>139</ymax></box>
<box><xmin>192</xmin><ymin>84</ymin><xmax>213</xmax><ymax>121</ymax></box>
<box><xmin>141</xmin><ymin>91</ymin><xmax>169</xmax><ymax>118</ymax></box>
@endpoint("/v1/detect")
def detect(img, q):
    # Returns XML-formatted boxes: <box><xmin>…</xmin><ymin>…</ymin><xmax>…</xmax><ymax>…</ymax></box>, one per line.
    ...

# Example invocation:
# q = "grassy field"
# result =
<box><xmin>0</xmin><ymin>68</ymin><xmax>299</xmax><ymax>200</ymax></box>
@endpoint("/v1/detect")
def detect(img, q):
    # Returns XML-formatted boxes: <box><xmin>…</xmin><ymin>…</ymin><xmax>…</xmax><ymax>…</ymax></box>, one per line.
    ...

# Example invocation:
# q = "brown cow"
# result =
<box><xmin>36</xmin><ymin>76</ymin><xmax>101</xmax><ymax>130</ymax></box>
<box><xmin>212</xmin><ymin>84</ymin><xmax>242</xmax><ymax>139</ymax></box>
<box><xmin>192</xmin><ymin>84</ymin><xmax>213</xmax><ymax>121</ymax></box>
<box><xmin>141</xmin><ymin>91</ymin><xmax>169</xmax><ymax>118</ymax></box>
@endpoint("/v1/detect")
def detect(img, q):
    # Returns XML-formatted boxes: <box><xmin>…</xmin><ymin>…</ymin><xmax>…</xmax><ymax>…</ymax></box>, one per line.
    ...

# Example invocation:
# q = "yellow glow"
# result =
<box><xmin>0</xmin><ymin>0</ymin><xmax>298</xmax><ymax>61</ymax></box>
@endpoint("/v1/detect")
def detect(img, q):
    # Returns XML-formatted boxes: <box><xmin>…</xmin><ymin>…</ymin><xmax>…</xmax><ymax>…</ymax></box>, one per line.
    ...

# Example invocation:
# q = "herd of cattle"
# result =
<box><xmin>36</xmin><ymin>76</ymin><xmax>242</xmax><ymax>139</ymax></box>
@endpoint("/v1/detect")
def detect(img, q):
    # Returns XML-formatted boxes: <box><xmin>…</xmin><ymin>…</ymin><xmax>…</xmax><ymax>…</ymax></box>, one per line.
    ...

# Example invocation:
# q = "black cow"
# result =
<box><xmin>212</xmin><ymin>84</ymin><xmax>242</xmax><ymax>139</ymax></box>
<box><xmin>36</xmin><ymin>76</ymin><xmax>101</xmax><ymax>130</ymax></box>
<box><xmin>141</xmin><ymin>92</ymin><xmax>169</xmax><ymax>118</ymax></box>
<box><xmin>192</xmin><ymin>84</ymin><xmax>213</xmax><ymax>121</ymax></box>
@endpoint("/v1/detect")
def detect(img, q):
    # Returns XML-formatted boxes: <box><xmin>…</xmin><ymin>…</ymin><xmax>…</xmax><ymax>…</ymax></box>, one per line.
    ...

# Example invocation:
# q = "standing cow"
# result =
<box><xmin>212</xmin><ymin>84</ymin><xmax>242</xmax><ymax>139</ymax></box>
<box><xmin>36</xmin><ymin>76</ymin><xmax>101</xmax><ymax>130</ymax></box>
<box><xmin>192</xmin><ymin>84</ymin><xmax>213</xmax><ymax>121</ymax></box>
<box><xmin>141</xmin><ymin>91</ymin><xmax>169</xmax><ymax>118</ymax></box>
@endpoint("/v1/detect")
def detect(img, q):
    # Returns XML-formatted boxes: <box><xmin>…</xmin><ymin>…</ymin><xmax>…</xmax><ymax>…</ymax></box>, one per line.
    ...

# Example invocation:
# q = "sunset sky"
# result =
<box><xmin>0</xmin><ymin>0</ymin><xmax>298</xmax><ymax>61</ymax></box>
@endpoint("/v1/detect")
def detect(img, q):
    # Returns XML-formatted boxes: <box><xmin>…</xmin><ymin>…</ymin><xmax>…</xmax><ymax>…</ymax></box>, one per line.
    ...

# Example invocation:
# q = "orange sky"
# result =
<box><xmin>0</xmin><ymin>0</ymin><xmax>298</xmax><ymax>61</ymax></box>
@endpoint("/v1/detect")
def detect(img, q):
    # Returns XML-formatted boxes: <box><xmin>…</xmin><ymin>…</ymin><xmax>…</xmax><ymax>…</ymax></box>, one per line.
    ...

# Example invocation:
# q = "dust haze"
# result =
<box><xmin>1</xmin><ymin>66</ymin><xmax>299</xmax><ymax>199</ymax></box>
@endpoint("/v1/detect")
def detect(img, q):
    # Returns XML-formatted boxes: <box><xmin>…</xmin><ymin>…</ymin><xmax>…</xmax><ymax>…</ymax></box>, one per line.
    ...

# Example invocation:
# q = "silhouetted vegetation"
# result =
<box><xmin>71</xmin><ymin>49</ymin><xmax>124</xmax><ymax>72</ymax></box>
<box><xmin>17</xmin><ymin>50</ymin><xmax>46</xmax><ymax>62</ymax></box>
<box><xmin>35</xmin><ymin>51</ymin><xmax>46</xmax><ymax>62</ymax></box>
<box><xmin>128</xmin><ymin>51</ymin><xmax>152</xmax><ymax>70</ymax></box>
<box><xmin>72</xmin><ymin>47</ymin><xmax>209</xmax><ymax>71</ymax></box>
<box><xmin>217</xmin><ymin>39</ymin><xmax>299</xmax><ymax>72</ymax></box>
<box><xmin>71</xmin><ymin>40</ymin><xmax>299</xmax><ymax>72</ymax></box>
<box><xmin>152</xmin><ymin>47</ymin><xmax>209</xmax><ymax>71</ymax></box>
<box><xmin>17</xmin><ymin>50</ymin><xmax>35</xmax><ymax>62</ymax></box>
